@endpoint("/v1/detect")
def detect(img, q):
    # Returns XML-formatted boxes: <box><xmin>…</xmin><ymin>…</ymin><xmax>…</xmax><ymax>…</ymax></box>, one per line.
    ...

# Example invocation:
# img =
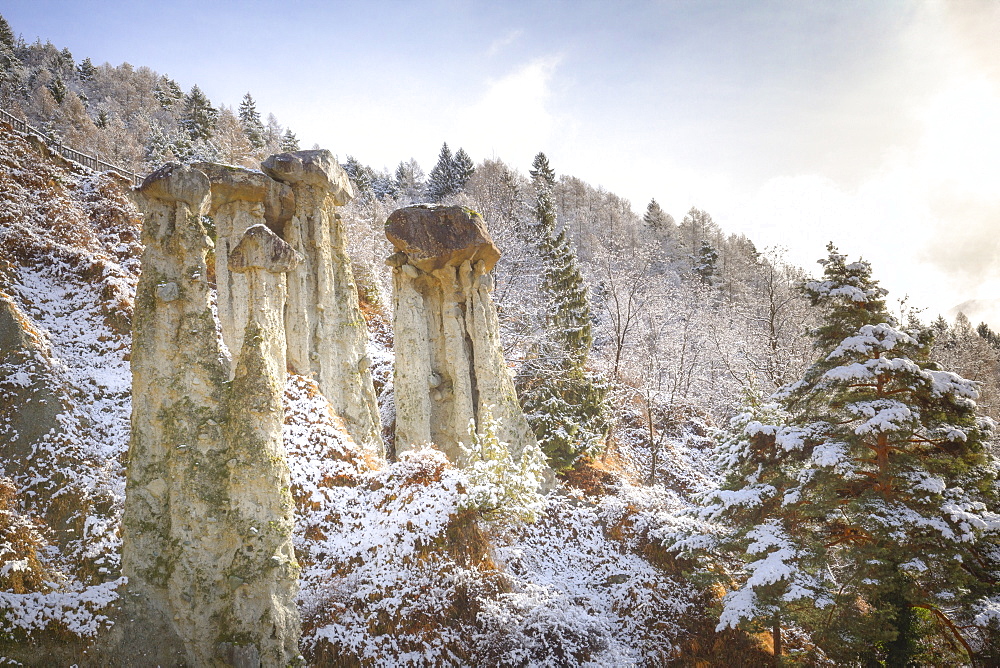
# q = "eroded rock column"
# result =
<box><xmin>195</xmin><ymin>162</ymin><xmax>294</xmax><ymax>363</ymax></box>
<box><xmin>262</xmin><ymin>150</ymin><xmax>382</xmax><ymax>453</ymax></box>
<box><xmin>224</xmin><ymin>223</ymin><xmax>302</xmax><ymax>667</ymax></box>
<box><xmin>119</xmin><ymin>163</ymin><xmax>301</xmax><ymax>667</ymax></box>
<box><xmin>386</xmin><ymin>204</ymin><xmax>537</xmax><ymax>462</ymax></box>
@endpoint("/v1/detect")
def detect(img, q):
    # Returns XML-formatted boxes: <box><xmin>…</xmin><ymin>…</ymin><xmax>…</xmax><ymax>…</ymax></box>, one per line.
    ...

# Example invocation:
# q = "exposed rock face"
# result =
<box><xmin>262</xmin><ymin>150</ymin><xmax>382</xmax><ymax>453</ymax></box>
<box><xmin>0</xmin><ymin>295</ymin><xmax>63</xmax><ymax>495</ymax></box>
<box><xmin>194</xmin><ymin>162</ymin><xmax>294</xmax><ymax>365</ymax></box>
<box><xmin>386</xmin><ymin>204</ymin><xmax>536</xmax><ymax>462</ymax></box>
<box><xmin>119</xmin><ymin>163</ymin><xmax>301</xmax><ymax>667</ymax></box>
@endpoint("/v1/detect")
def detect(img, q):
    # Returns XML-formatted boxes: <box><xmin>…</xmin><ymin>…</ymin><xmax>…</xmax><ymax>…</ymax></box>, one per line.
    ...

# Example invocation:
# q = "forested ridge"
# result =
<box><xmin>1</xmin><ymin>13</ymin><xmax>999</xmax><ymax>666</ymax></box>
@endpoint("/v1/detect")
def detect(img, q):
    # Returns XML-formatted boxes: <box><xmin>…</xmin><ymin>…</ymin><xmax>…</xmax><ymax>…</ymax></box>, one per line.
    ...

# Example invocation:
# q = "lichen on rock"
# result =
<box><xmin>118</xmin><ymin>163</ymin><xmax>301</xmax><ymax>667</ymax></box>
<box><xmin>262</xmin><ymin>150</ymin><xmax>383</xmax><ymax>455</ymax></box>
<box><xmin>386</xmin><ymin>204</ymin><xmax>538</xmax><ymax>464</ymax></box>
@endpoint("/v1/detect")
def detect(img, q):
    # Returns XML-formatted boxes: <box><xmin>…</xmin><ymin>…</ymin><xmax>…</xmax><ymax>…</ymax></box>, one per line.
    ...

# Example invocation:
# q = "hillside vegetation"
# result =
<box><xmin>2</xmin><ymin>12</ymin><xmax>999</xmax><ymax>667</ymax></box>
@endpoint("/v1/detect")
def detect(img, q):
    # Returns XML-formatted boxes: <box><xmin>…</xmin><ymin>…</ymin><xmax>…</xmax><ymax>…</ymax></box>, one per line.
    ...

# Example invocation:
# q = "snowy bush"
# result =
<box><xmin>458</xmin><ymin>407</ymin><xmax>546</xmax><ymax>523</ymax></box>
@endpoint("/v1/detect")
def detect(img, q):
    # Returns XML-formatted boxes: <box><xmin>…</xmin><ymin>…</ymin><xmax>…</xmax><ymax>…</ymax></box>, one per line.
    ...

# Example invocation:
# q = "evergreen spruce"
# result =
<box><xmin>280</xmin><ymin>128</ymin><xmax>299</xmax><ymax>152</ymax></box>
<box><xmin>154</xmin><ymin>76</ymin><xmax>183</xmax><ymax>110</ymax></box>
<box><xmin>977</xmin><ymin>322</ymin><xmax>1000</xmax><ymax>351</ymax></box>
<box><xmin>516</xmin><ymin>151</ymin><xmax>609</xmax><ymax>470</ymax></box>
<box><xmin>453</xmin><ymin>147</ymin><xmax>475</xmax><ymax>191</ymax></box>
<box><xmin>46</xmin><ymin>76</ymin><xmax>66</xmax><ymax>104</ymax></box>
<box><xmin>426</xmin><ymin>142</ymin><xmax>457</xmax><ymax>202</ymax></box>
<box><xmin>238</xmin><ymin>92</ymin><xmax>266</xmax><ymax>150</ymax></box>
<box><xmin>180</xmin><ymin>85</ymin><xmax>217</xmax><ymax>141</ymax></box>
<box><xmin>701</xmin><ymin>244</ymin><xmax>1000</xmax><ymax>664</ymax></box>
<box><xmin>342</xmin><ymin>155</ymin><xmax>374</xmax><ymax>202</ymax></box>
<box><xmin>57</xmin><ymin>47</ymin><xmax>73</xmax><ymax>71</ymax></box>
<box><xmin>77</xmin><ymin>57</ymin><xmax>95</xmax><ymax>81</ymax></box>
<box><xmin>642</xmin><ymin>198</ymin><xmax>673</xmax><ymax>234</ymax></box>
<box><xmin>694</xmin><ymin>241</ymin><xmax>719</xmax><ymax>284</ymax></box>
<box><xmin>0</xmin><ymin>14</ymin><xmax>15</xmax><ymax>51</ymax></box>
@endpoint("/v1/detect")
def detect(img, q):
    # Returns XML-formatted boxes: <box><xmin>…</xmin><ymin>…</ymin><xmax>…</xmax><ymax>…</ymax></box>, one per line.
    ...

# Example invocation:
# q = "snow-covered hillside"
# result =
<box><xmin>0</xmin><ymin>121</ymin><xmax>771</xmax><ymax>666</ymax></box>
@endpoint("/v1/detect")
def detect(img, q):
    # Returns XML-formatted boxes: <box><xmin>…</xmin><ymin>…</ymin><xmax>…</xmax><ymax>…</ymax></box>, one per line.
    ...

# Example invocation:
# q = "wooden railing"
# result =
<box><xmin>0</xmin><ymin>106</ymin><xmax>144</xmax><ymax>187</ymax></box>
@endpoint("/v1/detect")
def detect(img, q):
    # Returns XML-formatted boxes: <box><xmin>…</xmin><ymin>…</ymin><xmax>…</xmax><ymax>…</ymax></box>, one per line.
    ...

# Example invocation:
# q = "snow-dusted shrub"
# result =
<box><xmin>0</xmin><ymin>477</ymin><xmax>53</xmax><ymax>596</ymax></box>
<box><xmin>458</xmin><ymin>407</ymin><xmax>546</xmax><ymax>523</ymax></box>
<box><xmin>292</xmin><ymin>445</ymin><xmax>503</xmax><ymax>666</ymax></box>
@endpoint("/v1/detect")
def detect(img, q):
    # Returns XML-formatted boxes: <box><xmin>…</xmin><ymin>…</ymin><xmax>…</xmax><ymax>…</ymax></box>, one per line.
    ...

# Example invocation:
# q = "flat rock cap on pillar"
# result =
<box><xmin>228</xmin><ymin>224</ymin><xmax>301</xmax><ymax>274</ymax></box>
<box><xmin>385</xmin><ymin>204</ymin><xmax>501</xmax><ymax>273</ymax></box>
<box><xmin>138</xmin><ymin>162</ymin><xmax>211</xmax><ymax>210</ymax></box>
<box><xmin>260</xmin><ymin>149</ymin><xmax>354</xmax><ymax>205</ymax></box>
<box><xmin>192</xmin><ymin>162</ymin><xmax>295</xmax><ymax>231</ymax></box>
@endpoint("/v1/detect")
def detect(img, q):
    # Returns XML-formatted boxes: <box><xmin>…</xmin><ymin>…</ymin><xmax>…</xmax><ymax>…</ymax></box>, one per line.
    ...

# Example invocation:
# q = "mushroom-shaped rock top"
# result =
<box><xmin>192</xmin><ymin>162</ymin><xmax>268</xmax><ymax>207</ymax></box>
<box><xmin>228</xmin><ymin>224</ymin><xmax>301</xmax><ymax>274</ymax></box>
<box><xmin>385</xmin><ymin>204</ymin><xmax>500</xmax><ymax>274</ymax></box>
<box><xmin>193</xmin><ymin>162</ymin><xmax>295</xmax><ymax>234</ymax></box>
<box><xmin>138</xmin><ymin>162</ymin><xmax>211</xmax><ymax>212</ymax></box>
<box><xmin>260</xmin><ymin>150</ymin><xmax>354</xmax><ymax>205</ymax></box>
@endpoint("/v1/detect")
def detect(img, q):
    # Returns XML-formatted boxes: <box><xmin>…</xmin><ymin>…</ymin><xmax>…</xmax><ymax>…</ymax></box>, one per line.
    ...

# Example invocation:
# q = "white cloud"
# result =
<box><xmin>454</xmin><ymin>56</ymin><xmax>565</xmax><ymax>167</ymax></box>
<box><xmin>487</xmin><ymin>29</ymin><xmax>523</xmax><ymax>57</ymax></box>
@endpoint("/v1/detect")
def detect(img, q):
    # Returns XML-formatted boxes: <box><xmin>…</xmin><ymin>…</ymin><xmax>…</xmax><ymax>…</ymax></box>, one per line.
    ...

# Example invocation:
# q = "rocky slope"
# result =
<box><xmin>0</xmin><ymin>125</ymin><xmax>776</xmax><ymax>666</ymax></box>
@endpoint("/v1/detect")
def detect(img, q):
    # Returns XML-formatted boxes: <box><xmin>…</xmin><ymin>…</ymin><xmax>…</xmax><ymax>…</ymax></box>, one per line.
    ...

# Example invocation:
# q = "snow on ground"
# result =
<box><xmin>0</xmin><ymin>129</ymin><xmax>716</xmax><ymax>664</ymax></box>
<box><xmin>0</xmin><ymin>154</ymin><xmax>139</xmax><ymax>635</ymax></box>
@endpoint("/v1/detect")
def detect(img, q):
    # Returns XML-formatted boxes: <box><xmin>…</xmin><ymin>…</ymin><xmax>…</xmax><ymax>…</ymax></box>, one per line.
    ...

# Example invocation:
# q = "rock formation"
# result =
<box><xmin>261</xmin><ymin>150</ymin><xmax>382</xmax><ymax>453</ymax></box>
<box><xmin>386</xmin><ymin>204</ymin><xmax>537</xmax><ymax>462</ymax></box>
<box><xmin>118</xmin><ymin>163</ymin><xmax>301</xmax><ymax>667</ymax></box>
<box><xmin>194</xmin><ymin>162</ymin><xmax>293</xmax><ymax>365</ymax></box>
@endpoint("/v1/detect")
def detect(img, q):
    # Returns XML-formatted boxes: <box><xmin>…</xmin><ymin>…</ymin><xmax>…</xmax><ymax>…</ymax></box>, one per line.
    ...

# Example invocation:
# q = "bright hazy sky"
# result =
<box><xmin>5</xmin><ymin>1</ymin><xmax>1000</xmax><ymax>326</ymax></box>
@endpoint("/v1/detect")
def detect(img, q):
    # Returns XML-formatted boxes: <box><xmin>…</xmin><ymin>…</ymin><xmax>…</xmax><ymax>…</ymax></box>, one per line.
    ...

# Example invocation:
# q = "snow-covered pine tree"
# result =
<box><xmin>516</xmin><ymin>152</ymin><xmax>609</xmax><ymax>470</ymax></box>
<box><xmin>0</xmin><ymin>14</ymin><xmax>15</xmax><ymax>51</ymax></box>
<box><xmin>280</xmin><ymin>128</ymin><xmax>299</xmax><ymax>152</ymax></box>
<box><xmin>0</xmin><ymin>15</ymin><xmax>22</xmax><ymax>103</ymax></box>
<box><xmin>238</xmin><ymin>92</ymin><xmax>266</xmax><ymax>150</ymax></box>
<box><xmin>694</xmin><ymin>240</ymin><xmax>718</xmax><ymax>285</ymax></box>
<box><xmin>453</xmin><ymin>147</ymin><xmax>475</xmax><ymax>191</ymax></box>
<box><xmin>702</xmin><ymin>244</ymin><xmax>1000</xmax><ymax>665</ymax></box>
<box><xmin>153</xmin><ymin>75</ymin><xmax>183</xmax><ymax>110</ymax></box>
<box><xmin>45</xmin><ymin>76</ymin><xmax>66</xmax><ymax>104</ymax></box>
<box><xmin>180</xmin><ymin>84</ymin><xmax>217</xmax><ymax>141</ymax></box>
<box><xmin>76</xmin><ymin>57</ymin><xmax>95</xmax><ymax>81</ymax></box>
<box><xmin>425</xmin><ymin>142</ymin><xmax>457</xmax><ymax>202</ymax></box>
<box><xmin>643</xmin><ymin>198</ymin><xmax>674</xmax><ymax>235</ymax></box>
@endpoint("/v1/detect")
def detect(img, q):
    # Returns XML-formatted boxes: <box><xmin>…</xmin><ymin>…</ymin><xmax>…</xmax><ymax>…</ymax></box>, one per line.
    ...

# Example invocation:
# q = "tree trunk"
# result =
<box><xmin>772</xmin><ymin>613</ymin><xmax>782</xmax><ymax>664</ymax></box>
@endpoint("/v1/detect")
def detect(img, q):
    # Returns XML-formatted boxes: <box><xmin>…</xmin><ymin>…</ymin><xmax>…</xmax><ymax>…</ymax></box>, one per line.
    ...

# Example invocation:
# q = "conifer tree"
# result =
<box><xmin>0</xmin><ymin>16</ymin><xmax>22</xmax><ymax>103</ymax></box>
<box><xmin>0</xmin><ymin>14</ymin><xmax>15</xmax><ymax>51</ymax></box>
<box><xmin>453</xmin><ymin>147</ymin><xmax>475</xmax><ymax>191</ymax></box>
<box><xmin>694</xmin><ymin>241</ymin><xmax>718</xmax><ymax>284</ymax></box>
<box><xmin>643</xmin><ymin>198</ymin><xmax>674</xmax><ymax>234</ymax></box>
<box><xmin>342</xmin><ymin>155</ymin><xmax>374</xmax><ymax>202</ymax></box>
<box><xmin>180</xmin><ymin>84</ymin><xmax>217</xmax><ymax>141</ymax></box>
<box><xmin>238</xmin><ymin>92</ymin><xmax>266</xmax><ymax>150</ymax></box>
<box><xmin>154</xmin><ymin>76</ymin><xmax>183</xmax><ymax>110</ymax></box>
<box><xmin>700</xmin><ymin>244</ymin><xmax>1000</xmax><ymax>664</ymax></box>
<box><xmin>280</xmin><ymin>128</ymin><xmax>299</xmax><ymax>152</ymax></box>
<box><xmin>46</xmin><ymin>76</ymin><xmax>66</xmax><ymax>104</ymax></box>
<box><xmin>77</xmin><ymin>57</ymin><xmax>95</xmax><ymax>81</ymax></box>
<box><xmin>516</xmin><ymin>152</ymin><xmax>609</xmax><ymax>470</ymax></box>
<box><xmin>977</xmin><ymin>322</ymin><xmax>1000</xmax><ymax>351</ymax></box>
<box><xmin>426</xmin><ymin>142</ymin><xmax>456</xmax><ymax>202</ymax></box>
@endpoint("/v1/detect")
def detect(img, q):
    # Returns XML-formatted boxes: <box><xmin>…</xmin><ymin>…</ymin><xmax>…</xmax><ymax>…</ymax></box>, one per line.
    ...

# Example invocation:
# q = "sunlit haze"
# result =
<box><xmin>5</xmin><ymin>0</ymin><xmax>999</xmax><ymax>326</ymax></box>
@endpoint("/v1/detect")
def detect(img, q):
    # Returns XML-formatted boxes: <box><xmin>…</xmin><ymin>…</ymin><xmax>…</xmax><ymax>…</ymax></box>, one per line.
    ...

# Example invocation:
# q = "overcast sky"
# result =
<box><xmin>5</xmin><ymin>0</ymin><xmax>999</xmax><ymax>326</ymax></box>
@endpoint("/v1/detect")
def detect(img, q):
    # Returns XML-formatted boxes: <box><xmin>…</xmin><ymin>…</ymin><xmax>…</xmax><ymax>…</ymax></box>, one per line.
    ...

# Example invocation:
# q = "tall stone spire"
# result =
<box><xmin>386</xmin><ymin>204</ymin><xmax>537</xmax><ymax>462</ymax></box>
<box><xmin>262</xmin><ymin>150</ymin><xmax>383</xmax><ymax>453</ymax></box>
<box><xmin>118</xmin><ymin>163</ymin><xmax>301</xmax><ymax>667</ymax></box>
